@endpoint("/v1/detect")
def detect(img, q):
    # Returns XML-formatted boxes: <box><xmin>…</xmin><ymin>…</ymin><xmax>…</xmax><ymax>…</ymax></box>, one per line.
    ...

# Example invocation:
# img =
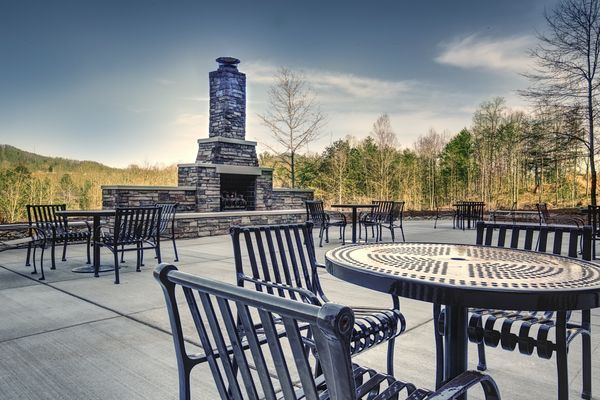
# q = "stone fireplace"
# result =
<box><xmin>102</xmin><ymin>56</ymin><xmax>313</xmax><ymax>232</ymax></box>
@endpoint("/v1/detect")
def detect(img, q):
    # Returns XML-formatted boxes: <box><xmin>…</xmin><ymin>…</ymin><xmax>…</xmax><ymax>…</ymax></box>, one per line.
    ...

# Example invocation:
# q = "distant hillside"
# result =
<box><xmin>0</xmin><ymin>144</ymin><xmax>177</xmax><ymax>223</ymax></box>
<box><xmin>0</xmin><ymin>144</ymin><xmax>117</xmax><ymax>173</ymax></box>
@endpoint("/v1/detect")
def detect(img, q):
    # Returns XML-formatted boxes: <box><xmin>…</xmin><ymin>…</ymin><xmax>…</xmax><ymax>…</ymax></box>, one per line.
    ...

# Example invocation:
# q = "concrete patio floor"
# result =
<box><xmin>1</xmin><ymin>219</ymin><xmax>599</xmax><ymax>399</ymax></box>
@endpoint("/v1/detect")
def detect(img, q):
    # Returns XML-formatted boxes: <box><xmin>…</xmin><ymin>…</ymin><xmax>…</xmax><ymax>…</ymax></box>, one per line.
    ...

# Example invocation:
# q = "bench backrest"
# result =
<box><xmin>154</xmin><ymin>264</ymin><xmax>356</xmax><ymax>400</ymax></box>
<box><xmin>230</xmin><ymin>222</ymin><xmax>320</xmax><ymax>302</ymax></box>
<box><xmin>475</xmin><ymin>221</ymin><xmax>592</xmax><ymax>260</ymax></box>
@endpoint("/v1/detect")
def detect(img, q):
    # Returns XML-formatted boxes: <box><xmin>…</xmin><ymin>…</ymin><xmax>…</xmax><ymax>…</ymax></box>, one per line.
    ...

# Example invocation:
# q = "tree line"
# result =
<box><xmin>261</xmin><ymin>97</ymin><xmax>590</xmax><ymax>210</ymax></box>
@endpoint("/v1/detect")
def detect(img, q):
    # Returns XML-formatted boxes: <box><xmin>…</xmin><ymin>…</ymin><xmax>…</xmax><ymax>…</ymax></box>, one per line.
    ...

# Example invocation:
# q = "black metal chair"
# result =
<box><xmin>231</xmin><ymin>222</ymin><xmax>404</xmax><ymax>376</ymax></box>
<box><xmin>358</xmin><ymin>200</ymin><xmax>392</xmax><ymax>243</ymax></box>
<box><xmin>305</xmin><ymin>200</ymin><xmax>346</xmax><ymax>247</ymax></box>
<box><xmin>433</xmin><ymin>200</ymin><xmax>457</xmax><ymax>229</ymax></box>
<box><xmin>155</xmin><ymin>263</ymin><xmax>502</xmax><ymax>400</ymax></box>
<box><xmin>26</xmin><ymin>204</ymin><xmax>91</xmax><ymax>271</ymax></box>
<box><xmin>435</xmin><ymin>221</ymin><xmax>593</xmax><ymax>399</ymax></box>
<box><xmin>1</xmin><ymin>225</ymin><xmax>47</xmax><ymax>279</ymax></box>
<box><xmin>379</xmin><ymin>201</ymin><xmax>406</xmax><ymax>242</ymax></box>
<box><xmin>154</xmin><ymin>202</ymin><xmax>179</xmax><ymax>262</ymax></box>
<box><xmin>587</xmin><ymin>205</ymin><xmax>600</xmax><ymax>259</ymax></box>
<box><xmin>97</xmin><ymin>206</ymin><xmax>161</xmax><ymax>284</ymax></box>
<box><xmin>537</xmin><ymin>202</ymin><xmax>584</xmax><ymax>227</ymax></box>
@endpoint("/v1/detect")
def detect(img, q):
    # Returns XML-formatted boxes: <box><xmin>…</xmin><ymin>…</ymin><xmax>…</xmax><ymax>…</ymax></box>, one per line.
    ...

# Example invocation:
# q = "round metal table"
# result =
<box><xmin>325</xmin><ymin>242</ymin><xmax>600</xmax><ymax>397</ymax></box>
<box><xmin>56</xmin><ymin>209</ymin><xmax>116</xmax><ymax>275</ymax></box>
<box><xmin>331</xmin><ymin>204</ymin><xmax>377</xmax><ymax>243</ymax></box>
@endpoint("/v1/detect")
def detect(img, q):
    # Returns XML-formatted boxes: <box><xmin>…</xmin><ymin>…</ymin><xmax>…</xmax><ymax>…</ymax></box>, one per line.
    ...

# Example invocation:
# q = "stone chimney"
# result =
<box><xmin>209</xmin><ymin>57</ymin><xmax>246</xmax><ymax>140</ymax></box>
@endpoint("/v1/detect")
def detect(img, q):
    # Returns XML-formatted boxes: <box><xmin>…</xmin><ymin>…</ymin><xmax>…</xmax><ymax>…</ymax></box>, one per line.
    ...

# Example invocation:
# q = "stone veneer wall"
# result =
<box><xmin>175</xmin><ymin>209</ymin><xmax>306</xmax><ymax>238</ymax></box>
<box><xmin>102</xmin><ymin>186</ymin><xmax>197</xmax><ymax>211</ymax></box>
<box><xmin>209</xmin><ymin>58</ymin><xmax>246</xmax><ymax>140</ymax></box>
<box><xmin>196</xmin><ymin>139</ymin><xmax>258</xmax><ymax>166</ymax></box>
<box><xmin>271</xmin><ymin>188</ymin><xmax>314</xmax><ymax>210</ymax></box>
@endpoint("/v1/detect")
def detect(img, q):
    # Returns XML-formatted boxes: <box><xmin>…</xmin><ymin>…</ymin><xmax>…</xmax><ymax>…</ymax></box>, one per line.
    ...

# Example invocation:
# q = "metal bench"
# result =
<box><xmin>155</xmin><ymin>263</ymin><xmax>501</xmax><ymax>400</ymax></box>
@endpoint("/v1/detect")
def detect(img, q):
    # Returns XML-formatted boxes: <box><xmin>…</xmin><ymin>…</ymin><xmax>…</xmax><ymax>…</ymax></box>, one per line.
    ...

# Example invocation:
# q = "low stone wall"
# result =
<box><xmin>271</xmin><ymin>188</ymin><xmax>313</xmax><ymax>210</ymax></box>
<box><xmin>102</xmin><ymin>186</ymin><xmax>197</xmax><ymax>211</ymax></box>
<box><xmin>174</xmin><ymin>209</ymin><xmax>306</xmax><ymax>238</ymax></box>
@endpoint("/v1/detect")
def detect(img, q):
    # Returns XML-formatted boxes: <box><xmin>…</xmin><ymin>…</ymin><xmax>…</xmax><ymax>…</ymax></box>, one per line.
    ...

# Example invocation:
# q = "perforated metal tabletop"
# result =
<box><xmin>326</xmin><ymin>243</ymin><xmax>600</xmax><ymax>311</ymax></box>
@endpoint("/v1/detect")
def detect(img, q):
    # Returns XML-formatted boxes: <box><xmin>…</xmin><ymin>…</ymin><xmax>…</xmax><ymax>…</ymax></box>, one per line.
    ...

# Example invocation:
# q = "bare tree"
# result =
<box><xmin>521</xmin><ymin>0</ymin><xmax>600</xmax><ymax>205</ymax></box>
<box><xmin>371</xmin><ymin>114</ymin><xmax>398</xmax><ymax>199</ymax></box>
<box><xmin>258</xmin><ymin>68</ymin><xmax>326</xmax><ymax>188</ymax></box>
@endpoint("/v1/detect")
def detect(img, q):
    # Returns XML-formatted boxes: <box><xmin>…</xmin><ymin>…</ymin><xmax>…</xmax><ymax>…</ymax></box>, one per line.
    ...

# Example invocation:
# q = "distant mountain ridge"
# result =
<box><xmin>0</xmin><ymin>144</ymin><xmax>117</xmax><ymax>172</ymax></box>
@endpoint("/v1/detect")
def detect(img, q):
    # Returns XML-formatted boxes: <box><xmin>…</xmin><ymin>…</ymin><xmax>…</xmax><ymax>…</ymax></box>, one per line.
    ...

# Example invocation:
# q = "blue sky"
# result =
<box><xmin>0</xmin><ymin>0</ymin><xmax>558</xmax><ymax>167</ymax></box>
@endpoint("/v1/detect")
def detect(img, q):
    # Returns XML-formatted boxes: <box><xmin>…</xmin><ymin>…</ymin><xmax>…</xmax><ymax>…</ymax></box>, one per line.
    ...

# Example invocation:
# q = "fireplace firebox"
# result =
<box><xmin>220</xmin><ymin>174</ymin><xmax>256</xmax><ymax>211</ymax></box>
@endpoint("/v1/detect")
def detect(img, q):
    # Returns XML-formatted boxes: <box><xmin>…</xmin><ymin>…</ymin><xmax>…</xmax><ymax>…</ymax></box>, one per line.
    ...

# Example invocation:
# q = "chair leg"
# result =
<box><xmin>172</xmin><ymin>236</ymin><xmax>179</xmax><ymax>262</ymax></box>
<box><xmin>136</xmin><ymin>244</ymin><xmax>142</xmax><ymax>272</ymax></box>
<box><xmin>86</xmin><ymin>236</ymin><xmax>91</xmax><ymax>264</ymax></box>
<box><xmin>342</xmin><ymin>225</ymin><xmax>346</xmax><ymax>245</ymax></box>
<box><xmin>156</xmin><ymin>240</ymin><xmax>162</xmax><ymax>264</ymax></box>
<box><xmin>38</xmin><ymin>245</ymin><xmax>46</xmax><ymax>281</ymax></box>
<box><xmin>30</xmin><ymin>245</ymin><xmax>38</xmax><ymax>275</ymax></box>
<box><xmin>61</xmin><ymin>240</ymin><xmax>67</xmax><ymax>261</ymax></box>
<box><xmin>477</xmin><ymin>342</ymin><xmax>487</xmax><ymax>371</ymax></box>
<box><xmin>120</xmin><ymin>245</ymin><xmax>126</xmax><ymax>263</ymax></box>
<box><xmin>582</xmin><ymin>310</ymin><xmax>592</xmax><ymax>399</ymax></box>
<box><xmin>400</xmin><ymin>225</ymin><xmax>405</xmax><ymax>242</ymax></box>
<box><xmin>325</xmin><ymin>226</ymin><xmax>329</xmax><ymax>243</ymax></box>
<box><xmin>386</xmin><ymin>335</ymin><xmax>396</xmax><ymax>376</ymax></box>
<box><xmin>390</xmin><ymin>226</ymin><xmax>395</xmax><ymax>243</ymax></box>
<box><xmin>25</xmin><ymin>242</ymin><xmax>31</xmax><ymax>266</ymax></box>
<box><xmin>113</xmin><ymin>251</ymin><xmax>120</xmax><ymax>284</ymax></box>
<box><xmin>50</xmin><ymin>241</ymin><xmax>56</xmax><ymax>270</ymax></box>
<box><xmin>319</xmin><ymin>226</ymin><xmax>324</xmax><ymax>247</ymax></box>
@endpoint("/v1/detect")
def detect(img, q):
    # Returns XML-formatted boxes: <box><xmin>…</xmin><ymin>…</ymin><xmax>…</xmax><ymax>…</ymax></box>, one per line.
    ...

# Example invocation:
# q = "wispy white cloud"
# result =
<box><xmin>156</xmin><ymin>78</ymin><xmax>176</xmax><ymax>85</ymax></box>
<box><xmin>244</xmin><ymin>61</ymin><xmax>414</xmax><ymax>99</ymax></box>
<box><xmin>173</xmin><ymin>113</ymin><xmax>206</xmax><ymax>126</ymax></box>
<box><xmin>435</xmin><ymin>34</ymin><xmax>535</xmax><ymax>73</ymax></box>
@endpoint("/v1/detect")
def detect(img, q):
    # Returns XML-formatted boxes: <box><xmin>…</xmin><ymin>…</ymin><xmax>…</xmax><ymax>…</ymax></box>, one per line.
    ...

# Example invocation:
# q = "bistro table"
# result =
<box><xmin>56</xmin><ymin>209</ymin><xmax>115</xmax><ymax>276</ymax></box>
<box><xmin>331</xmin><ymin>204</ymin><xmax>377</xmax><ymax>244</ymax></box>
<box><xmin>325</xmin><ymin>242</ymin><xmax>600</xmax><ymax>399</ymax></box>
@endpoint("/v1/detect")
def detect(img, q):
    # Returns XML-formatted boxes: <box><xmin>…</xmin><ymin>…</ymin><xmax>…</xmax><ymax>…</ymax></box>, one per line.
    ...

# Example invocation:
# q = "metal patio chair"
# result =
<box><xmin>358</xmin><ymin>200</ymin><xmax>392</xmax><ymax>243</ymax></box>
<box><xmin>434</xmin><ymin>221</ymin><xmax>593</xmax><ymax>399</ymax></box>
<box><xmin>231</xmin><ymin>221</ymin><xmax>404</xmax><ymax>376</ymax></box>
<box><xmin>587</xmin><ymin>205</ymin><xmax>600</xmax><ymax>259</ymax></box>
<box><xmin>537</xmin><ymin>202</ymin><xmax>584</xmax><ymax>227</ymax></box>
<box><xmin>379</xmin><ymin>201</ymin><xmax>406</xmax><ymax>242</ymax></box>
<box><xmin>97</xmin><ymin>206</ymin><xmax>161</xmax><ymax>284</ymax></box>
<box><xmin>155</xmin><ymin>263</ymin><xmax>502</xmax><ymax>400</ymax></box>
<box><xmin>1</xmin><ymin>224</ymin><xmax>47</xmax><ymax>279</ymax></box>
<box><xmin>26</xmin><ymin>204</ymin><xmax>91</xmax><ymax>270</ymax></box>
<box><xmin>305</xmin><ymin>200</ymin><xmax>346</xmax><ymax>247</ymax></box>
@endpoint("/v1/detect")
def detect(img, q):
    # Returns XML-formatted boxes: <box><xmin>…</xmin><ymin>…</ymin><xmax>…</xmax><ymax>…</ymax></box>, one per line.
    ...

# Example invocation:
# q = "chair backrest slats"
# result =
<box><xmin>476</xmin><ymin>221</ymin><xmax>592</xmax><ymax>261</ymax></box>
<box><xmin>236</xmin><ymin>302</ymin><xmax>278</xmax><ymax>400</ymax></box>
<box><xmin>113</xmin><ymin>207</ymin><xmax>160</xmax><ymax>245</ymax></box>
<box><xmin>155</xmin><ymin>265</ymin><xmax>355</xmax><ymax>400</ymax></box>
<box><xmin>232</xmin><ymin>223</ymin><xmax>317</xmax><ymax>300</ymax></box>
<box><xmin>27</xmin><ymin>204</ymin><xmax>67</xmax><ymax>231</ymax></box>
<box><xmin>155</xmin><ymin>202</ymin><xmax>177</xmax><ymax>234</ymax></box>
<box><xmin>305</xmin><ymin>200</ymin><xmax>326</xmax><ymax>225</ymax></box>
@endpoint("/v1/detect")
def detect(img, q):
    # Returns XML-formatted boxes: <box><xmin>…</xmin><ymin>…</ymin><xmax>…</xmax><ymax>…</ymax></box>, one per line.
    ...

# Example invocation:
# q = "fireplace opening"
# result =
<box><xmin>220</xmin><ymin>174</ymin><xmax>256</xmax><ymax>211</ymax></box>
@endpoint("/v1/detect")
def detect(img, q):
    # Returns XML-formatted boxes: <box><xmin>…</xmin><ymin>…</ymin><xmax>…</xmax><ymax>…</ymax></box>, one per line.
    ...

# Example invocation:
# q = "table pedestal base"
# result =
<box><xmin>72</xmin><ymin>265</ymin><xmax>115</xmax><ymax>273</ymax></box>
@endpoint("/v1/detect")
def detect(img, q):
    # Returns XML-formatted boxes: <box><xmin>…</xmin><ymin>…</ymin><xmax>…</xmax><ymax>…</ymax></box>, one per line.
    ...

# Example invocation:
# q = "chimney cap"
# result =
<box><xmin>216</xmin><ymin>57</ymin><xmax>240</xmax><ymax>69</ymax></box>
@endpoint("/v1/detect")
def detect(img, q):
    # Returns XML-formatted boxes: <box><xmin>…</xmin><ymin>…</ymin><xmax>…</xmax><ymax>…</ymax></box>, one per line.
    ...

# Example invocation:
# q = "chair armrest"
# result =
<box><xmin>325</xmin><ymin>211</ymin><xmax>346</xmax><ymax>223</ymax></box>
<box><xmin>240</xmin><ymin>276</ymin><xmax>321</xmax><ymax>305</ymax></box>
<box><xmin>426</xmin><ymin>371</ymin><xmax>500</xmax><ymax>400</ymax></box>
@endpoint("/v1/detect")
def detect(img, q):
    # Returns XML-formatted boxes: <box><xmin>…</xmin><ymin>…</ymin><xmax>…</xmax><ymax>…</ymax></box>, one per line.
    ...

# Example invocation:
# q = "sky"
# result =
<box><xmin>0</xmin><ymin>0</ymin><xmax>559</xmax><ymax>167</ymax></box>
